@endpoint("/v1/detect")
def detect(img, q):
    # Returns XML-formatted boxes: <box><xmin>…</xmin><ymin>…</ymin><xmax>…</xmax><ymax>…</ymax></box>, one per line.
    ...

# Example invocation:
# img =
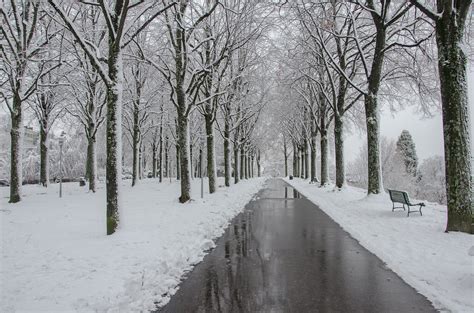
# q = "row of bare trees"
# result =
<box><xmin>276</xmin><ymin>0</ymin><xmax>472</xmax><ymax>233</ymax></box>
<box><xmin>1</xmin><ymin>0</ymin><xmax>470</xmax><ymax>234</ymax></box>
<box><xmin>1</xmin><ymin>0</ymin><xmax>270</xmax><ymax>235</ymax></box>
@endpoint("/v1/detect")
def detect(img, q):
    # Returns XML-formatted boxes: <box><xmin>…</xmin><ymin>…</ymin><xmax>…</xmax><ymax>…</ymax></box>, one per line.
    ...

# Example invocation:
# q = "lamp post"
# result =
<box><xmin>58</xmin><ymin>132</ymin><xmax>65</xmax><ymax>198</ymax></box>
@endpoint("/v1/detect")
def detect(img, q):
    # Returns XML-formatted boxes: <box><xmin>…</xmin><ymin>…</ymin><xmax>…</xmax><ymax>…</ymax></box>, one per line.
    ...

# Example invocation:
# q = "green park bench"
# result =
<box><xmin>388</xmin><ymin>189</ymin><xmax>425</xmax><ymax>217</ymax></box>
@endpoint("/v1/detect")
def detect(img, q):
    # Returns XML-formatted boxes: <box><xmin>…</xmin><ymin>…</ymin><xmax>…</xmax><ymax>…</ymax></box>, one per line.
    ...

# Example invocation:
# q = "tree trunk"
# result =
<box><xmin>295</xmin><ymin>143</ymin><xmax>299</xmax><ymax>177</ymax></box>
<box><xmin>132</xmin><ymin>136</ymin><xmax>140</xmax><ymax>187</ymax></box>
<box><xmin>300</xmin><ymin>147</ymin><xmax>304</xmax><ymax>178</ymax></box>
<box><xmin>299</xmin><ymin>148</ymin><xmax>302</xmax><ymax>177</ymax></box>
<box><xmin>248</xmin><ymin>154</ymin><xmax>251</xmax><ymax>178</ymax></box>
<box><xmin>251</xmin><ymin>155</ymin><xmax>253</xmax><ymax>178</ymax></box>
<box><xmin>40</xmin><ymin>121</ymin><xmax>49</xmax><ymax>187</ymax></box>
<box><xmin>365</xmin><ymin>24</ymin><xmax>385</xmax><ymax>195</ymax></box>
<box><xmin>132</xmin><ymin>119</ymin><xmax>139</xmax><ymax>187</ymax></box>
<box><xmin>251</xmin><ymin>155</ymin><xmax>254</xmax><ymax>178</ymax></box>
<box><xmin>173</xmin><ymin>19</ymin><xmax>192</xmax><ymax>202</ymax></box>
<box><xmin>190</xmin><ymin>143</ymin><xmax>193</xmax><ymax>179</ymax></box>
<box><xmin>205</xmin><ymin>114</ymin><xmax>217</xmax><ymax>193</ymax></box>
<box><xmin>165</xmin><ymin>136</ymin><xmax>169</xmax><ymax>178</ymax></box>
<box><xmin>86</xmin><ymin>135</ymin><xmax>91</xmax><ymax>180</ymax></box>
<box><xmin>9</xmin><ymin>94</ymin><xmax>22</xmax><ymax>203</ymax></box>
<box><xmin>234</xmin><ymin>146</ymin><xmax>240</xmax><ymax>184</ymax></box>
<box><xmin>310</xmin><ymin>115</ymin><xmax>318</xmax><ymax>183</ymax></box>
<box><xmin>293</xmin><ymin>142</ymin><xmax>297</xmax><ymax>177</ymax></box>
<box><xmin>105</xmin><ymin>51</ymin><xmax>123</xmax><ymax>235</ymax></box>
<box><xmin>152</xmin><ymin>143</ymin><xmax>157</xmax><ymax>178</ymax></box>
<box><xmin>159</xmin><ymin>128</ymin><xmax>163</xmax><ymax>182</ymax></box>
<box><xmin>176</xmin><ymin>144</ymin><xmax>181</xmax><ymax>180</ymax></box>
<box><xmin>223</xmin><ymin>123</ymin><xmax>231</xmax><ymax>187</ymax></box>
<box><xmin>245</xmin><ymin>154</ymin><xmax>248</xmax><ymax>179</ymax></box>
<box><xmin>84</xmin><ymin>77</ymin><xmax>98</xmax><ymax>192</ymax></box>
<box><xmin>244</xmin><ymin>152</ymin><xmax>249</xmax><ymax>179</ymax></box>
<box><xmin>436</xmin><ymin>9</ymin><xmax>473</xmax><ymax>233</ymax></box>
<box><xmin>304</xmin><ymin>140</ymin><xmax>309</xmax><ymax>180</ymax></box>
<box><xmin>298</xmin><ymin>148</ymin><xmax>302</xmax><ymax>178</ymax></box>
<box><xmin>199</xmin><ymin>148</ymin><xmax>203</xmax><ymax>178</ymax></box>
<box><xmin>334</xmin><ymin>114</ymin><xmax>345</xmax><ymax>188</ymax></box>
<box><xmin>320</xmin><ymin>128</ymin><xmax>329</xmax><ymax>186</ymax></box>
<box><xmin>86</xmin><ymin>135</ymin><xmax>97</xmax><ymax>192</ymax></box>
<box><xmin>194</xmin><ymin>156</ymin><xmax>199</xmax><ymax>178</ymax></box>
<box><xmin>38</xmin><ymin>85</ymin><xmax>50</xmax><ymax>186</ymax></box>
<box><xmin>159</xmin><ymin>120</ymin><xmax>163</xmax><ymax>182</ymax></box>
<box><xmin>310</xmin><ymin>132</ymin><xmax>318</xmax><ymax>183</ymax></box>
<box><xmin>240</xmin><ymin>145</ymin><xmax>245</xmax><ymax>180</ymax></box>
<box><xmin>177</xmin><ymin>112</ymin><xmax>191</xmax><ymax>202</ymax></box>
<box><xmin>139</xmin><ymin>148</ymin><xmax>142</xmax><ymax>179</ymax></box>
<box><xmin>257</xmin><ymin>151</ymin><xmax>261</xmax><ymax>177</ymax></box>
<box><xmin>365</xmin><ymin>94</ymin><xmax>383</xmax><ymax>193</ymax></box>
<box><xmin>141</xmin><ymin>143</ymin><xmax>146</xmax><ymax>180</ymax></box>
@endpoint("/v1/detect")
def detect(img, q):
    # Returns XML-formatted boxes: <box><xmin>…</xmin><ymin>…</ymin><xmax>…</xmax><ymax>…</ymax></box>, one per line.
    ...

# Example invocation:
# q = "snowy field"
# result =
<box><xmin>0</xmin><ymin>177</ymin><xmax>266</xmax><ymax>312</ymax></box>
<box><xmin>286</xmin><ymin>178</ymin><xmax>474</xmax><ymax>313</ymax></box>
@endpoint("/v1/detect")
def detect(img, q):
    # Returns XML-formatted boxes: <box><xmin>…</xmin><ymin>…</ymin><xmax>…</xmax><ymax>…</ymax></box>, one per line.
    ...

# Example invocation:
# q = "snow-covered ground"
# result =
<box><xmin>285</xmin><ymin>178</ymin><xmax>474</xmax><ymax>313</ymax></box>
<box><xmin>0</xmin><ymin>177</ymin><xmax>266</xmax><ymax>312</ymax></box>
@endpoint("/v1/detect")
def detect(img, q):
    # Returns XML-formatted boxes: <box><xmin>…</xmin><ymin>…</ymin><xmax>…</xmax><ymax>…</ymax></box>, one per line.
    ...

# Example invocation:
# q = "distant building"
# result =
<box><xmin>0</xmin><ymin>114</ymin><xmax>10</xmax><ymax>152</ymax></box>
<box><xmin>0</xmin><ymin>119</ymin><xmax>39</xmax><ymax>156</ymax></box>
<box><xmin>23</xmin><ymin>126</ymin><xmax>39</xmax><ymax>151</ymax></box>
<box><xmin>0</xmin><ymin>116</ymin><xmax>40</xmax><ymax>180</ymax></box>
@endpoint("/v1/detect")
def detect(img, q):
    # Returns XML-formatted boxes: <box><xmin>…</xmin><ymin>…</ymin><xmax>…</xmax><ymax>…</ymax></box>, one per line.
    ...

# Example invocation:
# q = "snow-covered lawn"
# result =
<box><xmin>286</xmin><ymin>178</ymin><xmax>474</xmax><ymax>313</ymax></box>
<box><xmin>0</xmin><ymin>177</ymin><xmax>266</xmax><ymax>312</ymax></box>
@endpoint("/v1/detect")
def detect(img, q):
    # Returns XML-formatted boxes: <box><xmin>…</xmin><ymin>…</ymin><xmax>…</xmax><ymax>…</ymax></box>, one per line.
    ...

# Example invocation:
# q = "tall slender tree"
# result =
<box><xmin>409</xmin><ymin>0</ymin><xmax>473</xmax><ymax>233</ymax></box>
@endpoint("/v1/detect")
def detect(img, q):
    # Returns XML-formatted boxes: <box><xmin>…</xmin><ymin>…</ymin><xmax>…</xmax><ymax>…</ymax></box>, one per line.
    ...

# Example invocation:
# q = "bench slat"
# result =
<box><xmin>389</xmin><ymin>190</ymin><xmax>407</xmax><ymax>204</ymax></box>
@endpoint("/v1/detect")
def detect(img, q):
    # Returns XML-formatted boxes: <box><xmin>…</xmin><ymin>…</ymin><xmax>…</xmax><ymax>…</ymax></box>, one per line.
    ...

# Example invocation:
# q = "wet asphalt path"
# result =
<box><xmin>156</xmin><ymin>179</ymin><xmax>437</xmax><ymax>313</ymax></box>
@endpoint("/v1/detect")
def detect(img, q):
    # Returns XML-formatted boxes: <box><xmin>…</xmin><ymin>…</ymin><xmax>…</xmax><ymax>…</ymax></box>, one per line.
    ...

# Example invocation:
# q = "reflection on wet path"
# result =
<box><xmin>156</xmin><ymin>179</ymin><xmax>436</xmax><ymax>313</ymax></box>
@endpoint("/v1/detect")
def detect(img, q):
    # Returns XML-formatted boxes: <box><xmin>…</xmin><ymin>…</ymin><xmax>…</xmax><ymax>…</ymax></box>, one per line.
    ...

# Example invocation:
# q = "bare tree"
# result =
<box><xmin>295</xmin><ymin>1</ymin><xmax>363</xmax><ymax>188</ymax></box>
<box><xmin>66</xmin><ymin>58</ymin><xmax>106</xmax><ymax>193</ymax></box>
<box><xmin>48</xmin><ymin>0</ymin><xmax>175</xmax><ymax>234</ymax></box>
<box><xmin>409</xmin><ymin>0</ymin><xmax>473</xmax><ymax>233</ymax></box>
<box><xmin>296</xmin><ymin>0</ymin><xmax>433</xmax><ymax>194</ymax></box>
<box><xmin>123</xmin><ymin>59</ymin><xmax>158</xmax><ymax>187</ymax></box>
<box><xmin>154</xmin><ymin>0</ymin><xmax>219</xmax><ymax>202</ymax></box>
<box><xmin>196</xmin><ymin>1</ymin><xmax>231</xmax><ymax>193</ymax></box>
<box><xmin>64</xmin><ymin>8</ymin><xmax>107</xmax><ymax>192</ymax></box>
<box><xmin>1</xmin><ymin>1</ymin><xmax>60</xmax><ymax>202</ymax></box>
<box><xmin>31</xmin><ymin>70</ymin><xmax>67</xmax><ymax>187</ymax></box>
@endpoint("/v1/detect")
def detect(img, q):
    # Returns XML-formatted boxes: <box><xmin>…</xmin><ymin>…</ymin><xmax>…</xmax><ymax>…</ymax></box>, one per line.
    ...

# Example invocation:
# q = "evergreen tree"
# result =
<box><xmin>396</xmin><ymin>130</ymin><xmax>418</xmax><ymax>177</ymax></box>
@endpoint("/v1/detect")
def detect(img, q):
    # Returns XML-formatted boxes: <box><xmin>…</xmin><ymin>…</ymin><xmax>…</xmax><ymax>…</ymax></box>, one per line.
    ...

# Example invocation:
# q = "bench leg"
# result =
<box><xmin>392</xmin><ymin>203</ymin><xmax>409</xmax><ymax>212</ymax></box>
<box><xmin>407</xmin><ymin>205</ymin><xmax>423</xmax><ymax>217</ymax></box>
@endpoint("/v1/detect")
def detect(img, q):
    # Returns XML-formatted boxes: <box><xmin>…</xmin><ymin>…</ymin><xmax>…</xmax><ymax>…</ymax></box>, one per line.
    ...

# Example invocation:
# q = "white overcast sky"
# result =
<box><xmin>344</xmin><ymin>68</ymin><xmax>474</xmax><ymax>162</ymax></box>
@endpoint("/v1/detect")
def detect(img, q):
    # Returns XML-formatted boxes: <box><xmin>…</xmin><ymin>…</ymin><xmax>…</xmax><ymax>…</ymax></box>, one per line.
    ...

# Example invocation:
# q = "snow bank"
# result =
<box><xmin>0</xmin><ymin>177</ymin><xmax>266</xmax><ymax>312</ymax></box>
<box><xmin>285</xmin><ymin>178</ymin><xmax>474</xmax><ymax>313</ymax></box>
